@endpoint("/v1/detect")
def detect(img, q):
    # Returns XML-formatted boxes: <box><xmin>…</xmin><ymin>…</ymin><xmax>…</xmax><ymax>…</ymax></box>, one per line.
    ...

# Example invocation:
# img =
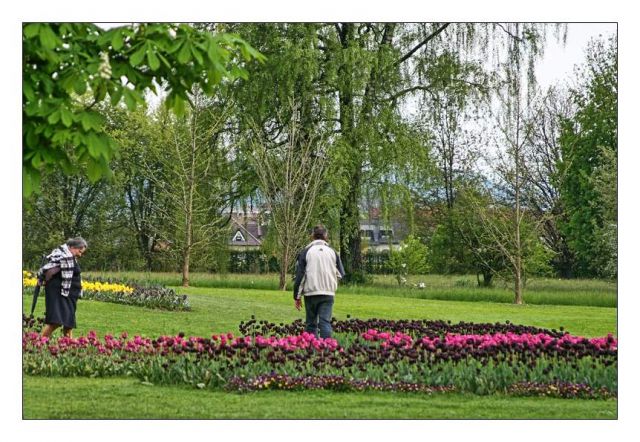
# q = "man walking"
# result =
<box><xmin>293</xmin><ymin>225</ymin><xmax>345</xmax><ymax>338</ymax></box>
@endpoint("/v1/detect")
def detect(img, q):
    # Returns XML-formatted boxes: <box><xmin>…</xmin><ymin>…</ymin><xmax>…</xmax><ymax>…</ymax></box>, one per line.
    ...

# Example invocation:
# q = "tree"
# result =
<box><xmin>224</xmin><ymin>23</ymin><xmax>342</xmax><ymax>246</ymax></box>
<box><xmin>558</xmin><ymin>35</ymin><xmax>617</xmax><ymax>277</ymax></box>
<box><xmin>328</xmin><ymin>23</ymin><xmax>562</xmax><ymax>283</ymax></box>
<box><xmin>23</xmin><ymin>22</ymin><xmax>264</xmax><ymax>197</ymax></box>
<box><xmin>519</xmin><ymin>86</ymin><xmax>576</xmax><ymax>277</ymax></box>
<box><xmin>107</xmin><ymin>104</ymin><xmax>166</xmax><ymax>270</ymax></box>
<box><xmin>147</xmin><ymin>90</ymin><xmax>242</xmax><ymax>286</ymax></box>
<box><xmin>589</xmin><ymin>146</ymin><xmax>617</xmax><ymax>279</ymax></box>
<box><xmin>222</xmin><ymin>23</ymin><xmax>562</xmax><ymax>285</ymax></box>
<box><xmin>248</xmin><ymin>102</ymin><xmax>328</xmax><ymax>290</ymax></box>
<box><xmin>455</xmin><ymin>187</ymin><xmax>553</xmax><ymax>294</ymax></box>
<box><xmin>456</xmin><ymin>23</ymin><xmax>561</xmax><ymax>303</ymax></box>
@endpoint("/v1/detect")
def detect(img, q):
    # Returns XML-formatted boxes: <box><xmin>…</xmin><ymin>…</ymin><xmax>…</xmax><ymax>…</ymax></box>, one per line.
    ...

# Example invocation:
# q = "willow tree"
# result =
<box><xmin>221</xmin><ymin>23</ymin><xmax>565</xmax><ymax>283</ymax></box>
<box><xmin>324</xmin><ymin>23</ymin><xmax>565</xmax><ymax>283</ymax></box>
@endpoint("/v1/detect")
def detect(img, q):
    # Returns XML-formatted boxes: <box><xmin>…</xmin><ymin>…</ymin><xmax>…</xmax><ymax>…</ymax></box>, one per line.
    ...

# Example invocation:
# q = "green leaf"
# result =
<box><xmin>23</xmin><ymin>80</ymin><xmax>35</xmax><ymax>101</ymax></box>
<box><xmin>112</xmin><ymin>30</ymin><xmax>124</xmax><ymax>51</ymax></box>
<box><xmin>191</xmin><ymin>45</ymin><xmax>204</xmax><ymax>65</ymax></box>
<box><xmin>130</xmin><ymin>45</ymin><xmax>146</xmax><ymax>67</ymax></box>
<box><xmin>94</xmin><ymin>83</ymin><xmax>107</xmax><ymax>102</ymax></box>
<box><xmin>86</xmin><ymin>158</ymin><xmax>103</xmax><ymax>182</ymax></box>
<box><xmin>110</xmin><ymin>86</ymin><xmax>123</xmax><ymax>106</ymax></box>
<box><xmin>177</xmin><ymin>41</ymin><xmax>192</xmax><ymax>64</ymax></box>
<box><xmin>60</xmin><ymin>107</ymin><xmax>73</xmax><ymax>127</ymax></box>
<box><xmin>123</xmin><ymin>88</ymin><xmax>137</xmax><ymax>110</ymax></box>
<box><xmin>31</xmin><ymin>152</ymin><xmax>43</xmax><ymax>168</ymax></box>
<box><xmin>25</xmin><ymin>127</ymin><xmax>39</xmax><ymax>148</ymax></box>
<box><xmin>47</xmin><ymin>110</ymin><xmax>60</xmax><ymax>125</ymax></box>
<box><xmin>23</xmin><ymin>166</ymin><xmax>41</xmax><ymax>198</ymax></box>
<box><xmin>230</xmin><ymin>65</ymin><xmax>248</xmax><ymax>81</ymax></box>
<box><xmin>97</xmin><ymin>29</ymin><xmax>116</xmax><ymax>46</ymax></box>
<box><xmin>169</xmin><ymin>94</ymin><xmax>186</xmax><ymax>117</ymax></box>
<box><xmin>147</xmin><ymin>49</ymin><xmax>160</xmax><ymax>71</ymax></box>
<box><xmin>38</xmin><ymin>24</ymin><xmax>59</xmax><ymax>50</ymax></box>
<box><xmin>52</xmin><ymin>129</ymin><xmax>71</xmax><ymax>144</ymax></box>
<box><xmin>157</xmin><ymin>52</ymin><xmax>172</xmax><ymax>69</ymax></box>
<box><xmin>23</xmin><ymin>23</ymin><xmax>40</xmax><ymax>39</ymax></box>
<box><xmin>86</xmin><ymin>131</ymin><xmax>110</xmax><ymax>159</ymax></box>
<box><xmin>80</xmin><ymin>112</ymin><xmax>103</xmax><ymax>131</ymax></box>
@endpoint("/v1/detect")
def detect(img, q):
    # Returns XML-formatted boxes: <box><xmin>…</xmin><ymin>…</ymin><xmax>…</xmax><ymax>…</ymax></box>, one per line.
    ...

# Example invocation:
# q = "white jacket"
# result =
<box><xmin>293</xmin><ymin>240</ymin><xmax>345</xmax><ymax>300</ymax></box>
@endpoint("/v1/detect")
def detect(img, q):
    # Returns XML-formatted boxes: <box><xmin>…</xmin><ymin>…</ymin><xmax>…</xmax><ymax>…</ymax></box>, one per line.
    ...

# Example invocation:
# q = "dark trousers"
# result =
<box><xmin>303</xmin><ymin>295</ymin><xmax>334</xmax><ymax>338</ymax></box>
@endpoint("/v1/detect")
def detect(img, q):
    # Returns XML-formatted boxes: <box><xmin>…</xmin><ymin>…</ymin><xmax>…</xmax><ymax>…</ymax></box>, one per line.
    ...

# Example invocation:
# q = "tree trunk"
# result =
<box><xmin>182</xmin><ymin>248</ymin><xmax>190</xmax><ymax>287</ymax></box>
<box><xmin>340</xmin><ymin>167</ymin><xmax>363</xmax><ymax>283</ymax></box>
<box><xmin>278</xmin><ymin>269</ymin><xmax>287</xmax><ymax>291</ymax></box>
<box><xmin>336</xmin><ymin>23</ymin><xmax>364</xmax><ymax>284</ymax></box>
<box><xmin>513</xmin><ymin>257</ymin><xmax>523</xmax><ymax>304</ymax></box>
<box><xmin>477</xmin><ymin>269</ymin><xmax>493</xmax><ymax>287</ymax></box>
<box><xmin>278</xmin><ymin>248</ymin><xmax>289</xmax><ymax>291</ymax></box>
<box><xmin>145</xmin><ymin>250</ymin><xmax>153</xmax><ymax>272</ymax></box>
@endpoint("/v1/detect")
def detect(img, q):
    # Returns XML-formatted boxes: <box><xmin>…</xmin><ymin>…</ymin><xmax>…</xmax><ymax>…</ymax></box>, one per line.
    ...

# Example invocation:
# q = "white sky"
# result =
<box><xmin>536</xmin><ymin>22</ymin><xmax>617</xmax><ymax>88</ymax></box>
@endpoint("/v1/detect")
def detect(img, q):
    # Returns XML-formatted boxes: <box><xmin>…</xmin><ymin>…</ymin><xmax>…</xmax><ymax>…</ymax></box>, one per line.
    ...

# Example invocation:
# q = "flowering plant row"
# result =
<box><xmin>82</xmin><ymin>281</ymin><xmax>190</xmax><ymax>311</ymax></box>
<box><xmin>227</xmin><ymin>374</ymin><xmax>614</xmax><ymax>399</ymax></box>
<box><xmin>238</xmin><ymin>316</ymin><xmax>569</xmax><ymax>339</ymax></box>
<box><xmin>22</xmin><ymin>271</ymin><xmax>190</xmax><ymax>311</ymax></box>
<box><xmin>227</xmin><ymin>373</ymin><xmax>455</xmax><ymax>394</ymax></box>
<box><xmin>22</xmin><ymin>317</ymin><xmax>617</xmax><ymax>398</ymax></box>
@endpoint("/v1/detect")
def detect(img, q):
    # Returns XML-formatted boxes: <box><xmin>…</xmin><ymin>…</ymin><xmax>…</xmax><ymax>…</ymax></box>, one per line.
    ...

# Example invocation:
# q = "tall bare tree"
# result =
<box><xmin>521</xmin><ymin>86</ymin><xmax>576</xmax><ymax>276</ymax></box>
<box><xmin>144</xmin><ymin>90</ymin><xmax>238</xmax><ymax>286</ymax></box>
<box><xmin>249</xmin><ymin>102</ymin><xmax>328</xmax><ymax>290</ymax></box>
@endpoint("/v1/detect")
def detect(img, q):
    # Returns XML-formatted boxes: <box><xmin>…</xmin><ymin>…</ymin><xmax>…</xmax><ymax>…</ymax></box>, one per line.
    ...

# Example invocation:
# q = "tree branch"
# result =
<box><xmin>395</xmin><ymin>23</ymin><xmax>450</xmax><ymax>66</ymax></box>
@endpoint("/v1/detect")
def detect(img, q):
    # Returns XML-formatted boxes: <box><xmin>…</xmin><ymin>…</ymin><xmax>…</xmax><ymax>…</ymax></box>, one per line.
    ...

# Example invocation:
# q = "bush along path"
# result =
<box><xmin>22</xmin><ymin>316</ymin><xmax>617</xmax><ymax>399</ymax></box>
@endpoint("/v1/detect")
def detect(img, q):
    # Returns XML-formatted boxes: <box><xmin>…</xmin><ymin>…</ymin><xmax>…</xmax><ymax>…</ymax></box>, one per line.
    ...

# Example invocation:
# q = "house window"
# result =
<box><xmin>233</xmin><ymin>230</ymin><xmax>245</xmax><ymax>242</ymax></box>
<box><xmin>360</xmin><ymin>229</ymin><xmax>375</xmax><ymax>240</ymax></box>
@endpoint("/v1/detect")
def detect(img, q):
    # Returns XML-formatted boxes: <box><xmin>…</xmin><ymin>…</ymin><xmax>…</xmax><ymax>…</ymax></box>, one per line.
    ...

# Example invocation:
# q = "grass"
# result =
<box><xmin>23</xmin><ymin>376</ymin><xmax>617</xmax><ymax>419</ymax></box>
<box><xmin>83</xmin><ymin>271</ymin><xmax>617</xmax><ymax>308</ymax></box>
<box><xmin>22</xmin><ymin>277</ymin><xmax>617</xmax><ymax>419</ymax></box>
<box><xmin>23</xmin><ymin>286</ymin><xmax>616</xmax><ymax>338</ymax></box>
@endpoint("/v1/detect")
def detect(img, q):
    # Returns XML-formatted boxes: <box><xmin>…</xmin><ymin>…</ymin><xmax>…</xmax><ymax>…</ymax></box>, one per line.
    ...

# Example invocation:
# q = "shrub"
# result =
<box><xmin>387</xmin><ymin>235</ymin><xmax>430</xmax><ymax>285</ymax></box>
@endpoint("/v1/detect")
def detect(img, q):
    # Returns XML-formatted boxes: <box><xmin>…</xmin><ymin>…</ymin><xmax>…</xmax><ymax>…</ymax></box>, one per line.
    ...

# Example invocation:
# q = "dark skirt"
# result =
<box><xmin>44</xmin><ymin>263</ymin><xmax>81</xmax><ymax>329</ymax></box>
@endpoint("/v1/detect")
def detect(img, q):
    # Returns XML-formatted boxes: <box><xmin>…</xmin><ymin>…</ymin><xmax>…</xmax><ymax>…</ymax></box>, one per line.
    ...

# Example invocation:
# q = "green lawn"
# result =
<box><xmin>23</xmin><ymin>376</ymin><xmax>616</xmax><ymax>419</ymax></box>
<box><xmin>22</xmin><ymin>282</ymin><xmax>617</xmax><ymax>419</ymax></box>
<box><xmin>83</xmin><ymin>271</ymin><xmax>618</xmax><ymax>307</ymax></box>
<box><xmin>24</xmin><ymin>286</ymin><xmax>617</xmax><ymax>338</ymax></box>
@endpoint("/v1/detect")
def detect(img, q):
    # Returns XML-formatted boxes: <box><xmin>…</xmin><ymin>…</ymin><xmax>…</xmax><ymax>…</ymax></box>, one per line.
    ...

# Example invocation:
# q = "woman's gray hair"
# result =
<box><xmin>66</xmin><ymin>237</ymin><xmax>88</xmax><ymax>250</ymax></box>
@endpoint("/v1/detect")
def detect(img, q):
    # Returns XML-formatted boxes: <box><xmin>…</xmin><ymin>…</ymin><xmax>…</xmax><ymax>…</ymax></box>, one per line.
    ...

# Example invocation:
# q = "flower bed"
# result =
<box><xmin>22</xmin><ymin>271</ymin><xmax>190</xmax><ymax>311</ymax></box>
<box><xmin>22</xmin><ymin>317</ymin><xmax>617</xmax><ymax>399</ymax></box>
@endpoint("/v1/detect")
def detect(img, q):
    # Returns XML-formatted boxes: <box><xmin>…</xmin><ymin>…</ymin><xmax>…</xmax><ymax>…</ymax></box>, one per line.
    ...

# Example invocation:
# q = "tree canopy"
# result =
<box><xmin>22</xmin><ymin>22</ymin><xmax>265</xmax><ymax>197</ymax></box>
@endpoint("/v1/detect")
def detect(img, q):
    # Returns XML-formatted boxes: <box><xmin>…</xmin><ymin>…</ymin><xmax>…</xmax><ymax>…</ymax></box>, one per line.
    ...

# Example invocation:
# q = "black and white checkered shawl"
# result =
<box><xmin>37</xmin><ymin>244</ymin><xmax>76</xmax><ymax>297</ymax></box>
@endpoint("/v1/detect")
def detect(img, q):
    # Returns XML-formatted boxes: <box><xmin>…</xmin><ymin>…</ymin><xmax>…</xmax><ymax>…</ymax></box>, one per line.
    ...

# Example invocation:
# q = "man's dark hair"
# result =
<box><xmin>312</xmin><ymin>224</ymin><xmax>328</xmax><ymax>240</ymax></box>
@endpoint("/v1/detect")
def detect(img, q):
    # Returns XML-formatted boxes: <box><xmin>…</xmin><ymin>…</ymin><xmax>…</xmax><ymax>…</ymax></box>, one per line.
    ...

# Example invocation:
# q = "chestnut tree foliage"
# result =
<box><xmin>22</xmin><ymin>22</ymin><xmax>264</xmax><ymax>197</ymax></box>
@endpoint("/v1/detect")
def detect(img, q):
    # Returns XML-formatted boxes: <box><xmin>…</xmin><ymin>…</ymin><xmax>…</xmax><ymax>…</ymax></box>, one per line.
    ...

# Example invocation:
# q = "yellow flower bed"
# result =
<box><xmin>83</xmin><ymin>281</ymin><xmax>134</xmax><ymax>294</ymax></box>
<box><xmin>23</xmin><ymin>271</ymin><xmax>37</xmax><ymax>287</ymax></box>
<box><xmin>22</xmin><ymin>270</ymin><xmax>133</xmax><ymax>293</ymax></box>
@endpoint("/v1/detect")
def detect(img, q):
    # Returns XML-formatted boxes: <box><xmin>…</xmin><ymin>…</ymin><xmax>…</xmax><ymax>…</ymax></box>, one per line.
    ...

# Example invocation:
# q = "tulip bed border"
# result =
<box><xmin>22</xmin><ymin>317</ymin><xmax>617</xmax><ymax>400</ymax></box>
